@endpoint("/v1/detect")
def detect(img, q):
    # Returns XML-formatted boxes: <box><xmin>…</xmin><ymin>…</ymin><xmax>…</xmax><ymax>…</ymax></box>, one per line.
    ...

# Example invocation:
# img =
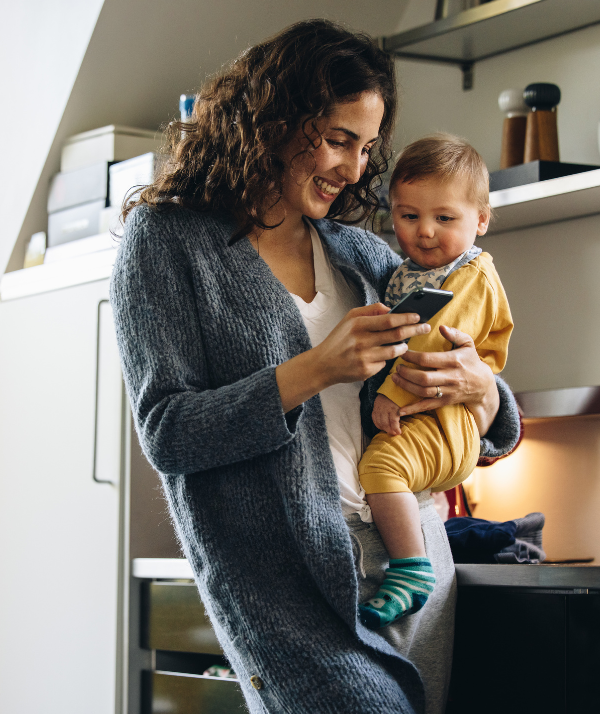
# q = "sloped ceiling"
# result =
<box><xmin>3</xmin><ymin>0</ymin><xmax>435</xmax><ymax>273</ymax></box>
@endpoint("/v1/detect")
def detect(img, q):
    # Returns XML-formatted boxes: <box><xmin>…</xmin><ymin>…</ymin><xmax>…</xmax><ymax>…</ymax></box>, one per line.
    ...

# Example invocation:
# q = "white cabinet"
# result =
<box><xmin>0</xmin><ymin>278</ymin><xmax>123</xmax><ymax>714</ymax></box>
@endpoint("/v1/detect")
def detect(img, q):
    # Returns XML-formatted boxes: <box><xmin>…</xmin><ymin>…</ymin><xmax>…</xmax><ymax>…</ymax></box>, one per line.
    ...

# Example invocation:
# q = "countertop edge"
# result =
<box><xmin>132</xmin><ymin>558</ymin><xmax>600</xmax><ymax>589</ymax></box>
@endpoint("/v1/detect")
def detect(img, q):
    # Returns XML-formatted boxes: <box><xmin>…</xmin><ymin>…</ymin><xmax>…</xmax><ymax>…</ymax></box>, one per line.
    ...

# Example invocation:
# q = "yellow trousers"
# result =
<box><xmin>359</xmin><ymin>406</ymin><xmax>480</xmax><ymax>494</ymax></box>
<box><xmin>359</xmin><ymin>253</ymin><xmax>513</xmax><ymax>495</ymax></box>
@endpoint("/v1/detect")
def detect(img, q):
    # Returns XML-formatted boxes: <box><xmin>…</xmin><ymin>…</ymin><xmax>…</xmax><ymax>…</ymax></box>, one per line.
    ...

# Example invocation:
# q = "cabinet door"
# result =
<box><xmin>0</xmin><ymin>279</ymin><xmax>121</xmax><ymax>714</ymax></box>
<box><xmin>450</xmin><ymin>588</ymin><xmax>566</xmax><ymax>713</ymax></box>
<box><xmin>567</xmin><ymin>594</ymin><xmax>600</xmax><ymax>712</ymax></box>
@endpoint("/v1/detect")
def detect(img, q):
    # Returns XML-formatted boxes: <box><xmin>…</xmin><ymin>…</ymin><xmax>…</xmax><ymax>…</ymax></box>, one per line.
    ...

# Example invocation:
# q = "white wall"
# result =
<box><xmin>0</xmin><ymin>0</ymin><xmax>104</xmax><ymax>276</ymax></box>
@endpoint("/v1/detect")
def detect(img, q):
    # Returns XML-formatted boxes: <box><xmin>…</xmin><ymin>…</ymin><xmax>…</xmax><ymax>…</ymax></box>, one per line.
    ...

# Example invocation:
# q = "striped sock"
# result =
<box><xmin>359</xmin><ymin>557</ymin><xmax>436</xmax><ymax>630</ymax></box>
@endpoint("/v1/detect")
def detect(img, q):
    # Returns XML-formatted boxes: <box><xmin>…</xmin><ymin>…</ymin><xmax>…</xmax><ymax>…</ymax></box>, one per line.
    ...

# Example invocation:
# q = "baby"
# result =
<box><xmin>358</xmin><ymin>134</ymin><xmax>513</xmax><ymax>629</ymax></box>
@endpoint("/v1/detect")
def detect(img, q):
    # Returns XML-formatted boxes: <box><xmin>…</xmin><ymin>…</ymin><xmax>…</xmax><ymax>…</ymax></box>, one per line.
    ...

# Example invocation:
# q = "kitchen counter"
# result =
<box><xmin>132</xmin><ymin>557</ymin><xmax>600</xmax><ymax>713</ymax></box>
<box><xmin>133</xmin><ymin>557</ymin><xmax>600</xmax><ymax>590</ymax></box>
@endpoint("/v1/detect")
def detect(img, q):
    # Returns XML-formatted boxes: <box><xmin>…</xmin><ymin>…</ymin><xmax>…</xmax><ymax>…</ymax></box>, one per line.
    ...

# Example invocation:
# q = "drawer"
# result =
<box><xmin>146</xmin><ymin>581</ymin><xmax>222</xmax><ymax>655</ymax></box>
<box><xmin>149</xmin><ymin>671</ymin><xmax>245</xmax><ymax>714</ymax></box>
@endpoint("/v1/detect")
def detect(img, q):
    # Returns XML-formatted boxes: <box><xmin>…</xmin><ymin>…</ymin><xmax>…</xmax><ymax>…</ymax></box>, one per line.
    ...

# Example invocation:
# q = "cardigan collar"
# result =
<box><xmin>218</xmin><ymin>210</ymin><xmax>380</xmax><ymax>308</ymax></box>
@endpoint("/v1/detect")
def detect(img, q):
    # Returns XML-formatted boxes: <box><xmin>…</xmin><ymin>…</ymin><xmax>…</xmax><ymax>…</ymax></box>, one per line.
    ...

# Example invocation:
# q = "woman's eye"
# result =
<box><xmin>362</xmin><ymin>146</ymin><xmax>373</xmax><ymax>156</ymax></box>
<box><xmin>326</xmin><ymin>139</ymin><xmax>345</xmax><ymax>148</ymax></box>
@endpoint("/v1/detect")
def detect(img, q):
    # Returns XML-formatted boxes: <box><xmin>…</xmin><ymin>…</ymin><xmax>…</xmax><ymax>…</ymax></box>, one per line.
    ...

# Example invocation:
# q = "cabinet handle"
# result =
<box><xmin>93</xmin><ymin>299</ymin><xmax>120</xmax><ymax>485</ymax></box>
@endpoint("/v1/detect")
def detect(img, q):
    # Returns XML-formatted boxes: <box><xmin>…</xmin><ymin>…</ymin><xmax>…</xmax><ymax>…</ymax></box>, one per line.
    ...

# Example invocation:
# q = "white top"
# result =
<box><xmin>290</xmin><ymin>222</ymin><xmax>373</xmax><ymax>522</ymax></box>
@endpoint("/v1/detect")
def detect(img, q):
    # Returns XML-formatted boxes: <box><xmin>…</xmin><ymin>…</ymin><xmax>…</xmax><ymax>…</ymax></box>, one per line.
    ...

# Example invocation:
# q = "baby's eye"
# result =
<box><xmin>402</xmin><ymin>213</ymin><xmax>418</xmax><ymax>220</ymax></box>
<box><xmin>438</xmin><ymin>215</ymin><xmax>454</xmax><ymax>222</ymax></box>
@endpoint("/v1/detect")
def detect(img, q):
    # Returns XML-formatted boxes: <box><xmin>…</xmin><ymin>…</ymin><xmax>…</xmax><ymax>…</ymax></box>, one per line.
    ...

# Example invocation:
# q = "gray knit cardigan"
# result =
<box><xmin>110</xmin><ymin>206</ymin><xmax>521</xmax><ymax>714</ymax></box>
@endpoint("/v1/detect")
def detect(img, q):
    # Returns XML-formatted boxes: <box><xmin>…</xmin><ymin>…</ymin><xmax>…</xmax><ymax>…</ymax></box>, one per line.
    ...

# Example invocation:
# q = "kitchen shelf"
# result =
<box><xmin>380</xmin><ymin>0</ymin><xmax>600</xmax><ymax>89</ymax></box>
<box><xmin>514</xmin><ymin>386</ymin><xmax>600</xmax><ymax>420</ymax></box>
<box><xmin>0</xmin><ymin>237</ymin><xmax>117</xmax><ymax>301</ymax></box>
<box><xmin>487</xmin><ymin>168</ymin><xmax>600</xmax><ymax>234</ymax></box>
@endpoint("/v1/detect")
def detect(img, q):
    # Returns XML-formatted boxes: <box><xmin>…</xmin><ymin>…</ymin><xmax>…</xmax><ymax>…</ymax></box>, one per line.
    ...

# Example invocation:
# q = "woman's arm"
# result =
<box><xmin>110</xmin><ymin>212</ymin><xmax>429</xmax><ymax>474</ymax></box>
<box><xmin>110</xmin><ymin>218</ymin><xmax>305</xmax><ymax>475</ymax></box>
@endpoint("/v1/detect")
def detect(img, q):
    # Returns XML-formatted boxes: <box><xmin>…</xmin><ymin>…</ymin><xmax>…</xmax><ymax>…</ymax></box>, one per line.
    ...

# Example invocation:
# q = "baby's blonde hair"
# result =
<box><xmin>389</xmin><ymin>133</ymin><xmax>489</xmax><ymax>214</ymax></box>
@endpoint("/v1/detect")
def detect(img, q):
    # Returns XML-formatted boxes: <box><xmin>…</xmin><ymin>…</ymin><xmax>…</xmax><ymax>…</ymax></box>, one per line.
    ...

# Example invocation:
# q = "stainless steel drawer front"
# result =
<box><xmin>147</xmin><ymin>582</ymin><xmax>222</xmax><ymax>655</ymax></box>
<box><xmin>151</xmin><ymin>671</ymin><xmax>245</xmax><ymax>714</ymax></box>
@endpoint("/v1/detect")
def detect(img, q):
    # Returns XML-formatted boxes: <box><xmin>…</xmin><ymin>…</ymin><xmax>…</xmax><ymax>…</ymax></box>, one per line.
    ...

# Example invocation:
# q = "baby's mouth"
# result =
<box><xmin>313</xmin><ymin>177</ymin><xmax>341</xmax><ymax>196</ymax></box>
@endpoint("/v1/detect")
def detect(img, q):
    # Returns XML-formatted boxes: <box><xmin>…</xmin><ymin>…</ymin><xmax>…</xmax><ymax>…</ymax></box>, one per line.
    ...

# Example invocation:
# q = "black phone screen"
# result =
<box><xmin>389</xmin><ymin>287</ymin><xmax>453</xmax><ymax>324</ymax></box>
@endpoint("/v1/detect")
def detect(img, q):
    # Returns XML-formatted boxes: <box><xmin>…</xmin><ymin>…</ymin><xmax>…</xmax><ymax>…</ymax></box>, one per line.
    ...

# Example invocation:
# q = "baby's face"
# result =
<box><xmin>390</xmin><ymin>177</ymin><xmax>490</xmax><ymax>269</ymax></box>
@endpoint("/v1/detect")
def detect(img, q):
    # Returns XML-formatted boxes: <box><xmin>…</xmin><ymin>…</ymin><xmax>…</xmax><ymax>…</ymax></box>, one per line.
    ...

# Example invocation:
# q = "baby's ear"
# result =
<box><xmin>477</xmin><ymin>205</ymin><xmax>491</xmax><ymax>236</ymax></box>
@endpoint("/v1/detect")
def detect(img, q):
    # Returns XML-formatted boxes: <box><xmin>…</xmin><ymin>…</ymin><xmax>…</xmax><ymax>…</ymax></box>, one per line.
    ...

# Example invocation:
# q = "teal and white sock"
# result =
<box><xmin>359</xmin><ymin>557</ymin><xmax>436</xmax><ymax>630</ymax></box>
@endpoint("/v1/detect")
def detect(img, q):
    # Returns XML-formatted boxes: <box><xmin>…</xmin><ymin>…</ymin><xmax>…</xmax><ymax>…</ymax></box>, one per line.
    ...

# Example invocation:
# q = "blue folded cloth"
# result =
<box><xmin>444</xmin><ymin>512</ymin><xmax>546</xmax><ymax>564</ymax></box>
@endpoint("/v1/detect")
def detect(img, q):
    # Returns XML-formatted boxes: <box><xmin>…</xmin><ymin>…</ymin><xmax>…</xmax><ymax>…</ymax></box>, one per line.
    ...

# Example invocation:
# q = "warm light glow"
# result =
<box><xmin>473</xmin><ymin>417</ymin><xmax>600</xmax><ymax>562</ymax></box>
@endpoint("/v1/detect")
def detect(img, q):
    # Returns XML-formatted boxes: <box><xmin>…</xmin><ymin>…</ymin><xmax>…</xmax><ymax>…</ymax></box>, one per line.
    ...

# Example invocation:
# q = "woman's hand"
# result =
<box><xmin>392</xmin><ymin>325</ymin><xmax>500</xmax><ymax>437</ymax></box>
<box><xmin>276</xmin><ymin>303</ymin><xmax>430</xmax><ymax>414</ymax></box>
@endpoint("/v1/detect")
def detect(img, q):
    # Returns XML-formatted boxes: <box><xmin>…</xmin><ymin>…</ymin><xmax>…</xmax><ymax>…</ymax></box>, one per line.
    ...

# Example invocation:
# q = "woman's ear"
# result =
<box><xmin>476</xmin><ymin>205</ymin><xmax>491</xmax><ymax>236</ymax></box>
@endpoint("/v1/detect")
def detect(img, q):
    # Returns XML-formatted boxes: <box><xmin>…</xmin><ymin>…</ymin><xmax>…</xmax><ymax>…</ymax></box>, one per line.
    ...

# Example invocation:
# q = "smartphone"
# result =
<box><xmin>385</xmin><ymin>287</ymin><xmax>453</xmax><ymax>345</ymax></box>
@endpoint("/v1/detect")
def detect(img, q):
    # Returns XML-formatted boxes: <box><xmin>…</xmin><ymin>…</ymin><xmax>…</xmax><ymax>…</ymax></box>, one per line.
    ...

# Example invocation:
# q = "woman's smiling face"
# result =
<box><xmin>279</xmin><ymin>91</ymin><xmax>385</xmax><ymax>221</ymax></box>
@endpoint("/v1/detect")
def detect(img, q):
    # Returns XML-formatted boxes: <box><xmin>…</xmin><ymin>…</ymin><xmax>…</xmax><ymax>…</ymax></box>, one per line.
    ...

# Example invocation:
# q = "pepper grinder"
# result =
<box><xmin>523</xmin><ymin>83</ymin><xmax>561</xmax><ymax>163</ymax></box>
<box><xmin>498</xmin><ymin>88</ymin><xmax>529</xmax><ymax>169</ymax></box>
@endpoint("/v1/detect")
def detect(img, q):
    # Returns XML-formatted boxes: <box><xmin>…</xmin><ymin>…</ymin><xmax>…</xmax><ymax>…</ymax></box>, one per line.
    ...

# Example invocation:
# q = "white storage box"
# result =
<box><xmin>48</xmin><ymin>200</ymin><xmax>105</xmax><ymax>247</ymax></box>
<box><xmin>61</xmin><ymin>125</ymin><xmax>162</xmax><ymax>172</ymax></box>
<box><xmin>109</xmin><ymin>152</ymin><xmax>156</xmax><ymax>211</ymax></box>
<box><xmin>48</xmin><ymin>161</ymin><xmax>111</xmax><ymax>214</ymax></box>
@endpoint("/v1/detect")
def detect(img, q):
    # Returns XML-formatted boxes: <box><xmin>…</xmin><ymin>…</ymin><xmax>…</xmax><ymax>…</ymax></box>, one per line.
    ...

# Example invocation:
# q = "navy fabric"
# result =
<box><xmin>445</xmin><ymin>512</ymin><xmax>547</xmax><ymax>564</ymax></box>
<box><xmin>444</xmin><ymin>517</ymin><xmax>517</xmax><ymax>563</ymax></box>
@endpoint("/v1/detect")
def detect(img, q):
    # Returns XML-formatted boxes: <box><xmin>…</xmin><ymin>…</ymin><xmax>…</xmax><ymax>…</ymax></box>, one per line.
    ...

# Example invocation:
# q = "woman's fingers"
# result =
<box><xmin>314</xmin><ymin>304</ymin><xmax>432</xmax><ymax>385</ymax></box>
<box><xmin>398</xmin><ymin>397</ymin><xmax>448</xmax><ymax>417</ymax></box>
<box><xmin>389</xmin><ymin>324</ymin><xmax>499</xmax><ymax>432</ymax></box>
<box><xmin>359</xmin><ymin>310</ymin><xmax>430</xmax><ymax>349</ymax></box>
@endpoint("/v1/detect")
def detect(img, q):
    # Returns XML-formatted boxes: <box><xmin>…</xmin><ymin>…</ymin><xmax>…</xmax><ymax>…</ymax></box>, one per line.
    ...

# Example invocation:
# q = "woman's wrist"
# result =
<box><xmin>465</xmin><ymin>368</ymin><xmax>500</xmax><ymax>437</ymax></box>
<box><xmin>275</xmin><ymin>349</ymin><xmax>331</xmax><ymax>414</ymax></box>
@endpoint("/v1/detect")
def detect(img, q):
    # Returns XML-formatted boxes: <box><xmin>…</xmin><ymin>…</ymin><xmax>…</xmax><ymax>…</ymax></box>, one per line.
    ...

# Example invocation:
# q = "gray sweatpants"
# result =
<box><xmin>346</xmin><ymin>490</ymin><xmax>457</xmax><ymax>714</ymax></box>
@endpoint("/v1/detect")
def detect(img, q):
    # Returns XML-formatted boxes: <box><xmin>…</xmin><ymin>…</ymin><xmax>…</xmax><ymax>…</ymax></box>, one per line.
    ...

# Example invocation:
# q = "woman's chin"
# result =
<box><xmin>303</xmin><ymin>203</ymin><xmax>335</xmax><ymax>220</ymax></box>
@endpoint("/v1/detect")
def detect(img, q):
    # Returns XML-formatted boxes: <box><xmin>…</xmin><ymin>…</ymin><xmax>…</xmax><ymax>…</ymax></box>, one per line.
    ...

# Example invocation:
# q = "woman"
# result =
<box><xmin>111</xmin><ymin>19</ymin><xmax>520</xmax><ymax>714</ymax></box>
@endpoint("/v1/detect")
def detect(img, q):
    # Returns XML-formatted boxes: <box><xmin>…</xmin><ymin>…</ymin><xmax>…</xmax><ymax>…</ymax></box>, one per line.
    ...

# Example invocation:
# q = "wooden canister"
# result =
<box><xmin>498</xmin><ymin>88</ymin><xmax>529</xmax><ymax>169</ymax></box>
<box><xmin>523</xmin><ymin>83</ymin><xmax>561</xmax><ymax>163</ymax></box>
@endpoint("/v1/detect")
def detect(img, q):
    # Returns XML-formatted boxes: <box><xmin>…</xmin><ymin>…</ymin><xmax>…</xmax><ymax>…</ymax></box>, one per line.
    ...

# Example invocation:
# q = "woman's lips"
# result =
<box><xmin>313</xmin><ymin>176</ymin><xmax>341</xmax><ymax>200</ymax></box>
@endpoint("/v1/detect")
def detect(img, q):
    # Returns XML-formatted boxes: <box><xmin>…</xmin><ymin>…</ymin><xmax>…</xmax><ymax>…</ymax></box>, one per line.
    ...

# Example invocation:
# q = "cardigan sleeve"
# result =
<box><xmin>110</xmin><ymin>210</ymin><xmax>302</xmax><ymax>476</ymax></box>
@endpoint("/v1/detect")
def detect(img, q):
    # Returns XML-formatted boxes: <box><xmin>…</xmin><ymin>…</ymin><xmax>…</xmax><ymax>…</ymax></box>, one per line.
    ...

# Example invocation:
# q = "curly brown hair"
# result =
<box><xmin>123</xmin><ymin>19</ymin><xmax>397</xmax><ymax>244</ymax></box>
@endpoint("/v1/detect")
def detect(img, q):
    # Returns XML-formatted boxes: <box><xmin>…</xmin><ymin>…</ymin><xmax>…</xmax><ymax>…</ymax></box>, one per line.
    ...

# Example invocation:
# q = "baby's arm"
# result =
<box><xmin>372</xmin><ymin>393</ymin><xmax>403</xmax><ymax>436</ymax></box>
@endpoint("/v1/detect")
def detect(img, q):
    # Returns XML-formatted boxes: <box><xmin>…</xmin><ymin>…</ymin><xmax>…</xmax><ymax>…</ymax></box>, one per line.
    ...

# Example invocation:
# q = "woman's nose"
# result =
<box><xmin>337</xmin><ymin>151</ymin><xmax>364</xmax><ymax>185</ymax></box>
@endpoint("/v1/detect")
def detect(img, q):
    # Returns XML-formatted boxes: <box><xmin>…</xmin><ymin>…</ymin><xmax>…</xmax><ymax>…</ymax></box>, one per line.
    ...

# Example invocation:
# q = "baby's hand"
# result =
<box><xmin>372</xmin><ymin>394</ymin><xmax>402</xmax><ymax>436</ymax></box>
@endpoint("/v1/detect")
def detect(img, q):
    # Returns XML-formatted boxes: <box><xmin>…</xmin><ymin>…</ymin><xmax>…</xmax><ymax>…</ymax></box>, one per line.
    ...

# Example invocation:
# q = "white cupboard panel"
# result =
<box><xmin>0</xmin><ymin>278</ymin><xmax>121</xmax><ymax>714</ymax></box>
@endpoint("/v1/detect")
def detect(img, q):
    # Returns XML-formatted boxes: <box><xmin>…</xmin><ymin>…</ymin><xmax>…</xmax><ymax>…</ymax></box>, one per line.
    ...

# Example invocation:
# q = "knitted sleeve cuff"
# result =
<box><xmin>478</xmin><ymin>375</ymin><xmax>523</xmax><ymax>465</ymax></box>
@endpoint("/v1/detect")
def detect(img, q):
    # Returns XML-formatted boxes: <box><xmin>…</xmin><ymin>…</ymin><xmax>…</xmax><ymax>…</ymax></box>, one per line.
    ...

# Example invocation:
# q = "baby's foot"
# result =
<box><xmin>359</xmin><ymin>557</ymin><xmax>436</xmax><ymax>629</ymax></box>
